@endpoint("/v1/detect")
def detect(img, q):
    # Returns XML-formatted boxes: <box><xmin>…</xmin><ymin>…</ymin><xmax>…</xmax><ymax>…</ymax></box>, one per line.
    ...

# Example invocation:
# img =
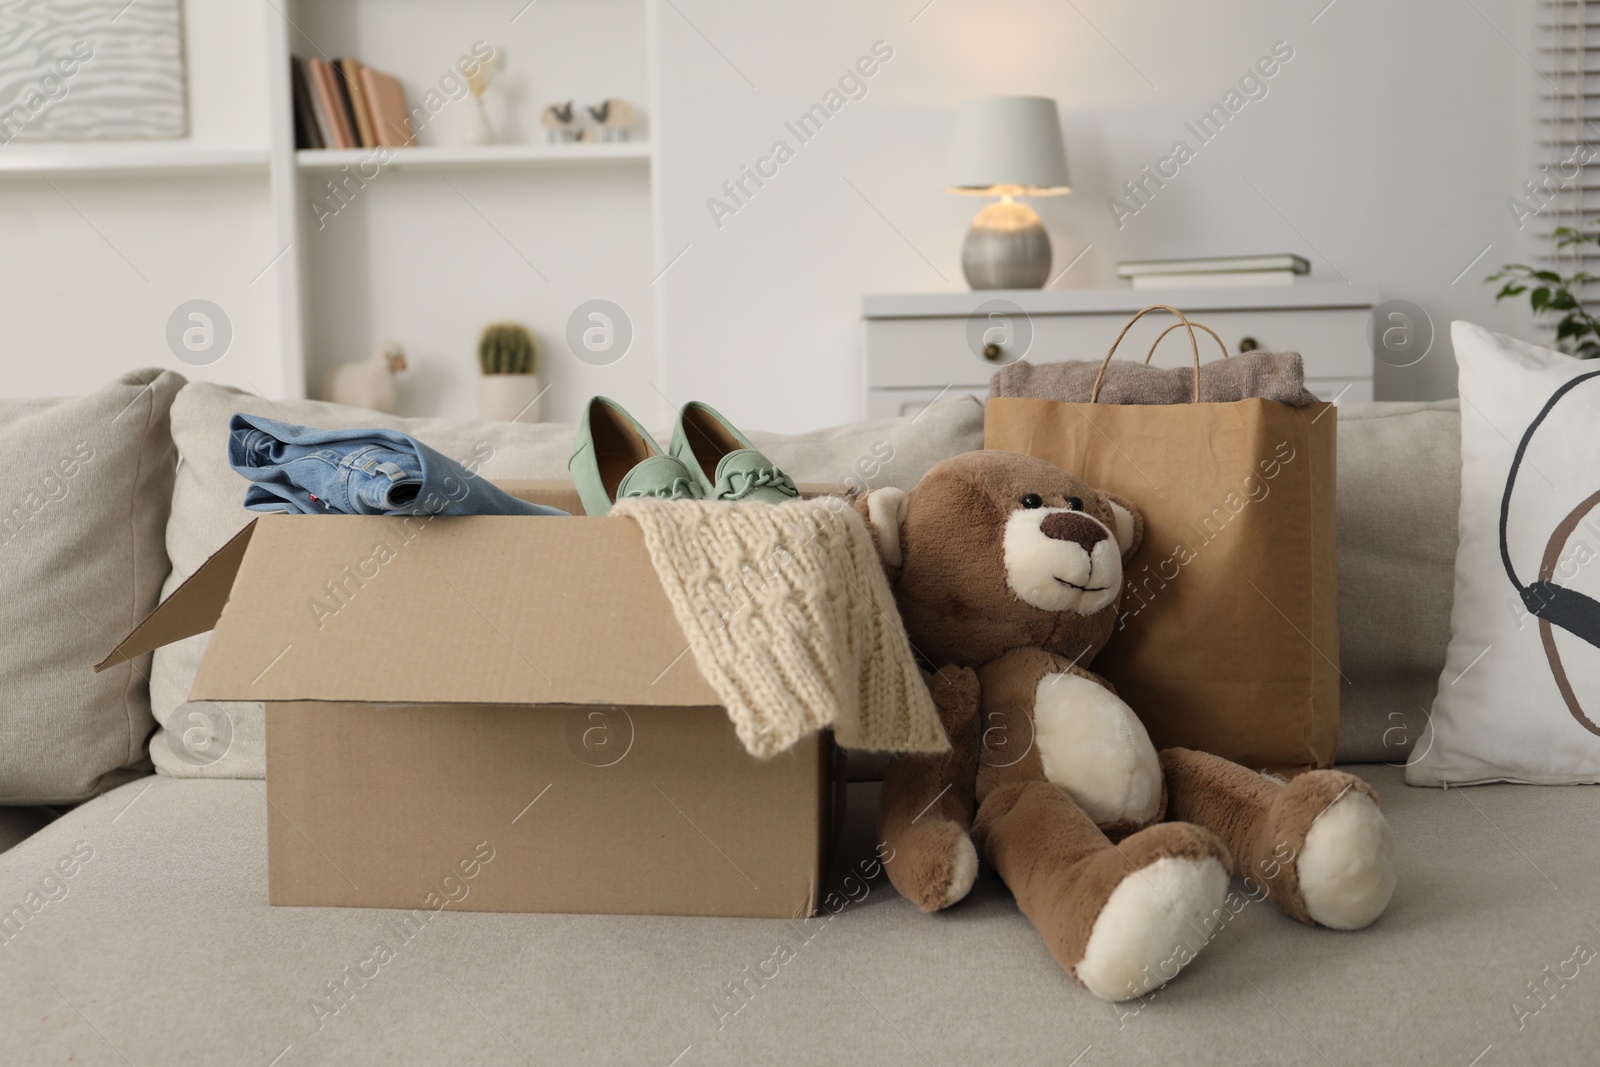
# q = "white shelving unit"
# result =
<box><xmin>0</xmin><ymin>144</ymin><xmax>270</xmax><ymax>177</ymax></box>
<box><xmin>268</xmin><ymin>0</ymin><xmax>663</xmax><ymax>420</ymax></box>
<box><xmin>295</xmin><ymin>142</ymin><xmax>651</xmax><ymax>171</ymax></box>
<box><xmin>0</xmin><ymin>0</ymin><xmax>662</xmax><ymax>417</ymax></box>
<box><xmin>0</xmin><ymin>0</ymin><xmax>285</xmax><ymax>399</ymax></box>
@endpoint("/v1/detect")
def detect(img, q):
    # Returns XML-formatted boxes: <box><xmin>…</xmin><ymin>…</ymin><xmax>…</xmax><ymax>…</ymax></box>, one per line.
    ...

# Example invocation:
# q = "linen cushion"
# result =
<box><xmin>1408</xmin><ymin>323</ymin><xmax>1600</xmax><ymax>785</ymax></box>
<box><xmin>1334</xmin><ymin>400</ymin><xmax>1460</xmax><ymax>762</ymax></box>
<box><xmin>0</xmin><ymin>368</ymin><xmax>185</xmax><ymax>803</ymax></box>
<box><xmin>151</xmin><ymin>386</ymin><xmax>984</xmax><ymax>778</ymax></box>
<box><xmin>747</xmin><ymin>394</ymin><xmax>985</xmax><ymax>493</ymax></box>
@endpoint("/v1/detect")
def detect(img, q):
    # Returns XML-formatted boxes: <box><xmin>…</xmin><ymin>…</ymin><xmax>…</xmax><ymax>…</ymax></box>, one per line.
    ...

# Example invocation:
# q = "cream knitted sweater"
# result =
<box><xmin>612</xmin><ymin>496</ymin><xmax>949</xmax><ymax>759</ymax></box>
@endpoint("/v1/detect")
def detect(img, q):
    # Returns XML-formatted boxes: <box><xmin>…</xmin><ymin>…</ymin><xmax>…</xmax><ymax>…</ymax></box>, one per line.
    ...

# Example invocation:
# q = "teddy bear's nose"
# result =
<box><xmin>1040</xmin><ymin>511</ymin><xmax>1106</xmax><ymax>553</ymax></box>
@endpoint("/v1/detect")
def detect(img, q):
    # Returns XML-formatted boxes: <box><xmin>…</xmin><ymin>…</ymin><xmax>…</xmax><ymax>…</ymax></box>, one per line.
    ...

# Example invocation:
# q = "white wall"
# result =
<box><xmin>654</xmin><ymin>0</ymin><xmax>1540</xmax><ymax>431</ymax></box>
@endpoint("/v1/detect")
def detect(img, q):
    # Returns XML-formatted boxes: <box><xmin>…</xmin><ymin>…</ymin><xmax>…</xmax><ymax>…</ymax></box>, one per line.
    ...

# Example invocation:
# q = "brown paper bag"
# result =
<box><xmin>984</xmin><ymin>306</ymin><xmax>1339</xmax><ymax>772</ymax></box>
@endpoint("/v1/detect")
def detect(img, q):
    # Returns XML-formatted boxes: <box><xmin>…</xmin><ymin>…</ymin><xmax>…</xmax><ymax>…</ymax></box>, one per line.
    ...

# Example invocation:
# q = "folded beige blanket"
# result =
<box><xmin>613</xmin><ymin>496</ymin><xmax>949</xmax><ymax>760</ymax></box>
<box><xmin>990</xmin><ymin>350</ymin><xmax>1320</xmax><ymax>406</ymax></box>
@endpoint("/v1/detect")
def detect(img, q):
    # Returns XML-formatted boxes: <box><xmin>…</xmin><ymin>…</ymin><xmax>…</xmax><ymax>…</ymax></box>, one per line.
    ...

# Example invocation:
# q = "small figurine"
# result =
<box><xmin>541</xmin><ymin>100</ymin><xmax>577</xmax><ymax>143</ymax></box>
<box><xmin>586</xmin><ymin>98</ymin><xmax>638</xmax><ymax>142</ymax></box>
<box><xmin>327</xmin><ymin>341</ymin><xmax>407</xmax><ymax>414</ymax></box>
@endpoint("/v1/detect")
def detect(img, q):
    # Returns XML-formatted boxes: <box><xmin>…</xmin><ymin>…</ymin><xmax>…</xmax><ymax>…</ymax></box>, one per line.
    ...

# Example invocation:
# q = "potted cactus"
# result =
<box><xmin>476</xmin><ymin>321</ymin><xmax>542</xmax><ymax>422</ymax></box>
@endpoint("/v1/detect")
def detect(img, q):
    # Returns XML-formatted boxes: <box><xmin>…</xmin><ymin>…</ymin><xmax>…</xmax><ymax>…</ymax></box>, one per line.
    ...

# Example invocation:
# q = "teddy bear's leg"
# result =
<box><xmin>974</xmin><ymin>780</ymin><xmax>1231</xmax><ymax>1001</ymax></box>
<box><xmin>879</xmin><ymin>665</ymin><xmax>982</xmax><ymax>912</ymax></box>
<box><xmin>1160</xmin><ymin>748</ymin><xmax>1397</xmax><ymax>930</ymax></box>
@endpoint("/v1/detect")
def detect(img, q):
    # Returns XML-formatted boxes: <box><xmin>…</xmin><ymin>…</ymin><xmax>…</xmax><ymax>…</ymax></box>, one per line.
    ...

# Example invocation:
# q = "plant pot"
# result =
<box><xmin>478</xmin><ymin>374</ymin><xmax>542</xmax><ymax>422</ymax></box>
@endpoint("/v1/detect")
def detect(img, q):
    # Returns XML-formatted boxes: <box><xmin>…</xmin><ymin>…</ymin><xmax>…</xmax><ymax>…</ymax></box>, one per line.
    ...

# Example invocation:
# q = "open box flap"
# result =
<box><xmin>189</xmin><ymin>513</ymin><xmax>720</xmax><ymax>707</ymax></box>
<box><xmin>93</xmin><ymin>521</ymin><xmax>259</xmax><ymax>672</ymax></box>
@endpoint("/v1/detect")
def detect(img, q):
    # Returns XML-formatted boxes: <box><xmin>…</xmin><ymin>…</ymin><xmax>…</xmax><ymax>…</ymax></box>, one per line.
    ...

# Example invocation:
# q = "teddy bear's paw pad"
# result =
<box><xmin>888</xmin><ymin>821</ymin><xmax>978</xmax><ymax>913</ymax></box>
<box><xmin>1033</xmin><ymin>672</ymin><xmax>1163</xmax><ymax>827</ymax></box>
<box><xmin>942</xmin><ymin>835</ymin><xmax>979</xmax><ymax>908</ymax></box>
<box><xmin>1073</xmin><ymin>854</ymin><xmax>1228</xmax><ymax>1002</ymax></box>
<box><xmin>1297</xmin><ymin>791</ymin><xmax>1396</xmax><ymax>930</ymax></box>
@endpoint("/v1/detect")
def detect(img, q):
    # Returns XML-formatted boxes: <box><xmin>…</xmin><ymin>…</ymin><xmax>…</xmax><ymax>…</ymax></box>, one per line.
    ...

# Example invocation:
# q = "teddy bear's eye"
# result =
<box><xmin>1067</xmin><ymin>496</ymin><xmax>1084</xmax><ymax>511</ymax></box>
<box><xmin>1020</xmin><ymin>493</ymin><xmax>1043</xmax><ymax>509</ymax></box>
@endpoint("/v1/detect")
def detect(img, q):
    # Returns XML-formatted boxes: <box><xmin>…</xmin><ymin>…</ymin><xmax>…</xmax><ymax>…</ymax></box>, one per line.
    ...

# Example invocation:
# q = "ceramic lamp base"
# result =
<box><xmin>961</xmin><ymin>198</ymin><xmax>1052</xmax><ymax>290</ymax></box>
<box><xmin>478</xmin><ymin>374</ymin><xmax>542</xmax><ymax>422</ymax></box>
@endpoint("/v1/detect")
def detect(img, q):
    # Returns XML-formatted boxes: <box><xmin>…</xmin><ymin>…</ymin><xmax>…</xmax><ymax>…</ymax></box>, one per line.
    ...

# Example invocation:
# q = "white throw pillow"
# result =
<box><xmin>1407</xmin><ymin>323</ymin><xmax>1600</xmax><ymax>786</ymax></box>
<box><xmin>152</xmin><ymin>384</ymin><xmax>984</xmax><ymax>778</ymax></box>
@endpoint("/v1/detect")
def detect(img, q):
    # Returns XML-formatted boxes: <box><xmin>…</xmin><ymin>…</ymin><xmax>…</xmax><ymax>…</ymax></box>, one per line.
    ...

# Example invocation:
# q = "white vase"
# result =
<box><xmin>461</xmin><ymin>95</ymin><xmax>496</xmax><ymax>146</ymax></box>
<box><xmin>478</xmin><ymin>374</ymin><xmax>542</xmax><ymax>422</ymax></box>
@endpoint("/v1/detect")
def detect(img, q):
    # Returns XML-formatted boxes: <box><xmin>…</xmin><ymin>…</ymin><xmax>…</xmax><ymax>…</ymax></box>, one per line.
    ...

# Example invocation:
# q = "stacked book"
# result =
<box><xmin>1116</xmin><ymin>255</ymin><xmax>1310</xmax><ymax>289</ymax></box>
<box><xmin>291</xmin><ymin>57</ymin><xmax>415</xmax><ymax>150</ymax></box>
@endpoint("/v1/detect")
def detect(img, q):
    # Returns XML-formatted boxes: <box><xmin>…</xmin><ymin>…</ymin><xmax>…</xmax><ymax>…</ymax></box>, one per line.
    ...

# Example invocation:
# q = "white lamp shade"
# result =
<box><xmin>945</xmin><ymin>95</ymin><xmax>1071</xmax><ymax>195</ymax></box>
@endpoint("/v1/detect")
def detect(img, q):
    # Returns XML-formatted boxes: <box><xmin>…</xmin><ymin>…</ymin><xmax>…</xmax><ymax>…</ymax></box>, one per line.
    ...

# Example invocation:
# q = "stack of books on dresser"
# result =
<box><xmin>290</xmin><ymin>57</ymin><xmax>415</xmax><ymax>150</ymax></box>
<box><xmin>1117</xmin><ymin>254</ymin><xmax>1310</xmax><ymax>289</ymax></box>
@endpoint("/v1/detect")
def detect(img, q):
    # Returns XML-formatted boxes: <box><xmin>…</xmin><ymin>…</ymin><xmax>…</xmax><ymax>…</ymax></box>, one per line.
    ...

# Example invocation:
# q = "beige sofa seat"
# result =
<box><xmin>1</xmin><ymin>768</ymin><xmax>1596</xmax><ymax>1065</ymax></box>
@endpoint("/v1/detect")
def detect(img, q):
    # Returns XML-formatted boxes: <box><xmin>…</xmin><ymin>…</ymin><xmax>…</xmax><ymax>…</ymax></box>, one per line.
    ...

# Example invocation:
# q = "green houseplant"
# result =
<box><xmin>476</xmin><ymin>322</ymin><xmax>543</xmax><ymax>421</ymax></box>
<box><xmin>1487</xmin><ymin>225</ymin><xmax>1600</xmax><ymax>358</ymax></box>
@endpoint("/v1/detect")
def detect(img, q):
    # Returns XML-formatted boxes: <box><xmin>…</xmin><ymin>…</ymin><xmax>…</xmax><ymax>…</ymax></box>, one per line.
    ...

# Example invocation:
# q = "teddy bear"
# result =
<box><xmin>854</xmin><ymin>449</ymin><xmax>1397</xmax><ymax>1002</ymax></box>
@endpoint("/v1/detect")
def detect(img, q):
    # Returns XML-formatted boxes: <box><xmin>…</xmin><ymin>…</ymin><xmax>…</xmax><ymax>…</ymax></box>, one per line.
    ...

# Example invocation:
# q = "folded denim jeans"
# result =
<box><xmin>227</xmin><ymin>414</ymin><xmax>568</xmax><ymax>517</ymax></box>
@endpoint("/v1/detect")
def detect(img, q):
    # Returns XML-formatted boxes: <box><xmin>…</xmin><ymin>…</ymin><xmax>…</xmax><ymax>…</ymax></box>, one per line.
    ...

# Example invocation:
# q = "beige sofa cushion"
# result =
<box><xmin>152</xmin><ymin>385</ymin><xmax>984</xmax><ymax>778</ymax></box>
<box><xmin>1335</xmin><ymin>400</ymin><xmax>1460</xmax><ymax>762</ymax></box>
<box><xmin>2</xmin><ymin>765</ymin><xmax>1597</xmax><ymax>1063</ymax></box>
<box><xmin>0</xmin><ymin>369</ymin><xmax>185</xmax><ymax>803</ymax></box>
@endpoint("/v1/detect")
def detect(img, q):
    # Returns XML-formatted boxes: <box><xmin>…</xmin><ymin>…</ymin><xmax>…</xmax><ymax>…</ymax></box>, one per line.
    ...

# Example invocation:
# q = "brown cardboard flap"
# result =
<box><xmin>93</xmin><ymin>521</ymin><xmax>259</xmax><ymax>672</ymax></box>
<box><xmin>191</xmin><ymin>514</ymin><xmax>721</xmax><ymax>707</ymax></box>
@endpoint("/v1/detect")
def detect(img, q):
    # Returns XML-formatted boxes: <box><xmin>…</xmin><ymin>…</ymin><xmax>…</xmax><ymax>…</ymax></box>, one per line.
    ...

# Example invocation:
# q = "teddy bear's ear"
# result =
<box><xmin>1101</xmin><ymin>492</ymin><xmax>1143</xmax><ymax>563</ymax></box>
<box><xmin>853</xmin><ymin>487</ymin><xmax>909</xmax><ymax>568</ymax></box>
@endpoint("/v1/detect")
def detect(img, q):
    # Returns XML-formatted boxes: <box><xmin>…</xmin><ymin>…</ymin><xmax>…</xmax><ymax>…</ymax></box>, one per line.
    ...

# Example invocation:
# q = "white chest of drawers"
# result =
<box><xmin>863</xmin><ymin>285</ymin><xmax>1380</xmax><ymax>419</ymax></box>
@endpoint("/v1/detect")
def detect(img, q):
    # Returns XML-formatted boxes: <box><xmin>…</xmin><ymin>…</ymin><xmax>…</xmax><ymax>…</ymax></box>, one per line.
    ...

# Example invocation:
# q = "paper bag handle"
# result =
<box><xmin>1145</xmin><ymin>320</ymin><xmax>1230</xmax><ymax>366</ymax></box>
<box><xmin>1091</xmin><ymin>305</ymin><xmax>1225</xmax><ymax>404</ymax></box>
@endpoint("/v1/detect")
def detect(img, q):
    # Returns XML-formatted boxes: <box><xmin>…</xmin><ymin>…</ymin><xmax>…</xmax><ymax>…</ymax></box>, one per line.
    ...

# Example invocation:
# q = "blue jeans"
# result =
<box><xmin>228</xmin><ymin>414</ymin><xmax>568</xmax><ymax>517</ymax></box>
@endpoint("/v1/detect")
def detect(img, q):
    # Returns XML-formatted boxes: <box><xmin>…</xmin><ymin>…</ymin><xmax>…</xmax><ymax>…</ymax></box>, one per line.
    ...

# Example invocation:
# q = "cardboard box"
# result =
<box><xmin>100</xmin><ymin>484</ymin><xmax>838</xmax><ymax>918</ymax></box>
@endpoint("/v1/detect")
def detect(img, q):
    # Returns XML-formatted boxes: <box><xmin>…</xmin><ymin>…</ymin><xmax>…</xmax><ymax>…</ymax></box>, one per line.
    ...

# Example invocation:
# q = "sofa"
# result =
<box><xmin>2</xmin><ymin>377</ymin><xmax>1596</xmax><ymax>1066</ymax></box>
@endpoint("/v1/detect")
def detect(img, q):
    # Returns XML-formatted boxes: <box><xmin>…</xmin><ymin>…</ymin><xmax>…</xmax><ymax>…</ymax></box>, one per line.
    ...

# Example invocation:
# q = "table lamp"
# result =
<box><xmin>945</xmin><ymin>96</ymin><xmax>1071</xmax><ymax>289</ymax></box>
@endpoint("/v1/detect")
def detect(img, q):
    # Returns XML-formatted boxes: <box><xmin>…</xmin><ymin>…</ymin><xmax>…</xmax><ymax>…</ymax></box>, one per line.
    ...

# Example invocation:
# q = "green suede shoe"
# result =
<box><xmin>569</xmin><ymin>397</ymin><xmax>703</xmax><ymax>516</ymax></box>
<box><xmin>670</xmin><ymin>401</ymin><xmax>799</xmax><ymax>504</ymax></box>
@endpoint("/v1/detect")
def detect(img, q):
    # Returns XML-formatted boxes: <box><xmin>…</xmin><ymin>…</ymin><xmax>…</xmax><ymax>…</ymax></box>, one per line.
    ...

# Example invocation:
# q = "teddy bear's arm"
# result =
<box><xmin>975</xmin><ymin>648</ymin><xmax>1165</xmax><ymax>838</ymax></box>
<box><xmin>877</xmin><ymin>664</ymin><xmax>982</xmax><ymax>913</ymax></box>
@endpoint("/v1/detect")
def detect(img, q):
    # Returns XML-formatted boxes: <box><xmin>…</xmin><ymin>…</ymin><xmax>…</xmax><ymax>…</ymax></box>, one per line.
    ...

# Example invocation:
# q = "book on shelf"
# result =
<box><xmin>358</xmin><ymin>66</ymin><xmax>416</xmax><ymax>147</ymax></box>
<box><xmin>1130</xmin><ymin>270</ymin><xmax>1300</xmax><ymax>289</ymax></box>
<box><xmin>294</xmin><ymin>56</ymin><xmax>413</xmax><ymax>151</ymax></box>
<box><xmin>330</xmin><ymin>60</ymin><xmax>363</xmax><ymax>147</ymax></box>
<box><xmin>339</xmin><ymin>59</ymin><xmax>378</xmax><ymax>148</ymax></box>
<box><xmin>289</xmin><ymin>57</ymin><xmax>324</xmax><ymax>150</ymax></box>
<box><xmin>1116</xmin><ymin>254</ymin><xmax>1310</xmax><ymax>278</ymax></box>
<box><xmin>302</xmin><ymin>59</ymin><xmax>339</xmax><ymax>148</ymax></box>
<box><xmin>306</xmin><ymin>58</ymin><xmax>356</xmax><ymax>149</ymax></box>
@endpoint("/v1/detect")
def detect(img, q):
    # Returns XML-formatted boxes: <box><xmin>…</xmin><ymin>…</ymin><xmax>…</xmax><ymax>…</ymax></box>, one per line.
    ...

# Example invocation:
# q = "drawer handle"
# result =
<box><xmin>983</xmin><ymin>342</ymin><xmax>1005</xmax><ymax>362</ymax></box>
<box><xmin>1238</xmin><ymin>336</ymin><xmax>1260</xmax><ymax>353</ymax></box>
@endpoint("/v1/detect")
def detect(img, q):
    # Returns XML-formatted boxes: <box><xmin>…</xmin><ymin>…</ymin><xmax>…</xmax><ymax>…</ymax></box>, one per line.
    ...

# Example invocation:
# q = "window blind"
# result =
<box><xmin>1535</xmin><ymin>0</ymin><xmax>1600</xmax><ymax>296</ymax></box>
